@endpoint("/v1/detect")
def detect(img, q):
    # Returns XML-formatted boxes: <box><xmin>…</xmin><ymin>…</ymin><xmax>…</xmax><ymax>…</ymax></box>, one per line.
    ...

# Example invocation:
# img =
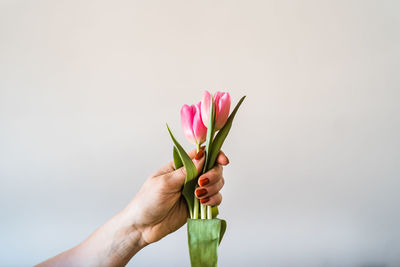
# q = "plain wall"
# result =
<box><xmin>1</xmin><ymin>0</ymin><xmax>399</xmax><ymax>266</ymax></box>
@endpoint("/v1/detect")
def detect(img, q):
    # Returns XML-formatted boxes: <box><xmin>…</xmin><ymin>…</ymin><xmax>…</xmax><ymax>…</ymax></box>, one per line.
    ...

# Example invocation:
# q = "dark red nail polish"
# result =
<box><xmin>200</xmin><ymin>197</ymin><xmax>210</xmax><ymax>204</ymax></box>
<box><xmin>199</xmin><ymin>177</ymin><xmax>209</xmax><ymax>187</ymax></box>
<box><xmin>194</xmin><ymin>149</ymin><xmax>204</xmax><ymax>160</ymax></box>
<box><xmin>195</xmin><ymin>188</ymin><xmax>207</xmax><ymax>197</ymax></box>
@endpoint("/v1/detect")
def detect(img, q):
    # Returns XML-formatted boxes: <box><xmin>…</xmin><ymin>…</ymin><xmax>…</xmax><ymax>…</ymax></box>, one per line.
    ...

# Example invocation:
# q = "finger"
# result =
<box><xmin>163</xmin><ymin>148</ymin><xmax>205</xmax><ymax>190</ymax></box>
<box><xmin>199</xmin><ymin>192</ymin><xmax>222</xmax><ymax>206</ymax></box>
<box><xmin>153</xmin><ymin>147</ymin><xmax>204</xmax><ymax>177</ymax></box>
<box><xmin>195</xmin><ymin>176</ymin><xmax>224</xmax><ymax>200</ymax></box>
<box><xmin>153</xmin><ymin>161</ymin><xmax>175</xmax><ymax>177</ymax></box>
<box><xmin>216</xmin><ymin>151</ymin><xmax>229</xmax><ymax>166</ymax></box>
<box><xmin>198</xmin><ymin>164</ymin><xmax>223</xmax><ymax>187</ymax></box>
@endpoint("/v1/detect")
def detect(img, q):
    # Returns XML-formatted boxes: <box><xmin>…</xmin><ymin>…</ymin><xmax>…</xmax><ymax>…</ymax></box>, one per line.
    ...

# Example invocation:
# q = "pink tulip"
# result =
<box><xmin>181</xmin><ymin>102</ymin><xmax>207</xmax><ymax>145</ymax></box>
<box><xmin>201</xmin><ymin>91</ymin><xmax>231</xmax><ymax>130</ymax></box>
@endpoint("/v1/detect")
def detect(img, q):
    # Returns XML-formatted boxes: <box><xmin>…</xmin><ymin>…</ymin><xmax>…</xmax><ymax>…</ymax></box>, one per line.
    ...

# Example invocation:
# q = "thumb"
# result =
<box><xmin>167</xmin><ymin>148</ymin><xmax>205</xmax><ymax>189</ymax></box>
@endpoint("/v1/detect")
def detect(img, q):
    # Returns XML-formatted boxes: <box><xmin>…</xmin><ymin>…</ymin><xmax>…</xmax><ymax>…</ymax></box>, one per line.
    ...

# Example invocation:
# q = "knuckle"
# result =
<box><xmin>209</xmin><ymin>165</ymin><xmax>222</xmax><ymax>177</ymax></box>
<box><xmin>157</xmin><ymin>175</ymin><xmax>169</xmax><ymax>189</ymax></box>
<box><xmin>215</xmin><ymin>164</ymin><xmax>223</xmax><ymax>172</ymax></box>
<box><xmin>213</xmin><ymin>178</ymin><xmax>224</xmax><ymax>192</ymax></box>
<box><xmin>217</xmin><ymin>166</ymin><xmax>223</xmax><ymax>175</ymax></box>
<box><xmin>216</xmin><ymin>194</ymin><xmax>222</xmax><ymax>205</ymax></box>
<box><xmin>178</xmin><ymin>167</ymin><xmax>186</xmax><ymax>177</ymax></box>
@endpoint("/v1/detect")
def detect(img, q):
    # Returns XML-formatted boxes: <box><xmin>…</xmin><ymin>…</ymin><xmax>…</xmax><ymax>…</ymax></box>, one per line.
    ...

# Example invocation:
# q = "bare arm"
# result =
<box><xmin>37</xmin><ymin>210</ymin><xmax>146</xmax><ymax>267</ymax></box>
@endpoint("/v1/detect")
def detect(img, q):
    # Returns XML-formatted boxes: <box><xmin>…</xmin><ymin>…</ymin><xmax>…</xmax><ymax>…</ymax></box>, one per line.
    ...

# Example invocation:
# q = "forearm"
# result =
<box><xmin>37</xmin><ymin>209</ymin><xmax>147</xmax><ymax>267</ymax></box>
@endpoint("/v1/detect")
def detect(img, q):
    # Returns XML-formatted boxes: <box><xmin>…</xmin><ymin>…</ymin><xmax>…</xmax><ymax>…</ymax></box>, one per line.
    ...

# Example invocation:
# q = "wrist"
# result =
<box><xmin>117</xmin><ymin>207</ymin><xmax>149</xmax><ymax>250</ymax></box>
<box><xmin>127</xmin><ymin>222</ymin><xmax>149</xmax><ymax>250</ymax></box>
<box><xmin>93</xmin><ymin>211</ymin><xmax>147</xmax><ymax>266</ymax></box>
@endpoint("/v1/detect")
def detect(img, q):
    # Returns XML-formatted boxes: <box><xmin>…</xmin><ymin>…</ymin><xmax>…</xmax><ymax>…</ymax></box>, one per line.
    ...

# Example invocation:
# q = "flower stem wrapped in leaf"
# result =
<box><xmin>166</xmin><ymin>92</ymin><xmax>245</xmax><ymax>267</ymax></box>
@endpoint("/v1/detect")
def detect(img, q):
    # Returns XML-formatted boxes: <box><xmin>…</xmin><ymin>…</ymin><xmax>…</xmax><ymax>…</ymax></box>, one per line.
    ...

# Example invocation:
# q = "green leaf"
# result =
<box><xmin>219</xmin><ymin>219</ymin><xmax>227</xmax><ymax>244</ymax></box>
<box><xmin>173</xmin><ymin>146</ymin><xmax>183</xmax><ymax>169</ymax></box>
<box><xmin>187</xmin><ymin>219</ymin><xmax>227</xmax><ymax>267</ymax></box>
<box><xmin>203</xmin><ymin>95</ymin><xmax>215</xmax><ymax>174</ymax></box>
<box><xmin>206</xmin><ymin>95</ymin><xmax>246</xmax><ymax>171</ymax></box>
<box><xmin>166</xmin><ymin>124</ymin><xmax>198</xmax><ymax>218</ymax></box>
<box><xmin>167</xmin><ymin>124</ymin><xmax>197</xmax><ymax>183</ymax></box>
<box><xmin>212</xmin><ymin>206</ymin><xmax>219</xmax><ymax>219</ymax></box>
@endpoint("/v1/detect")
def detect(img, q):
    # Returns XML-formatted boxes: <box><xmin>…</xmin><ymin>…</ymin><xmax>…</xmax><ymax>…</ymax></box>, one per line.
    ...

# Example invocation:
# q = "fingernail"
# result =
<box><xmin>200</xmin><ymin>197</ymin><xmax>210</xmax><ymax>204</ymax></box>
<box><xmin>195</xmin><ymin>188</ymin><xmax>207</xmax><ymax>197</ymax></box>
<box><xmin>199</xmin><ymin>177</ymin><xmax>209</xmax><ymax>187</ymax></box>
<box><xmin>194</xmin><ymin>149</ymin><xmax>204</xmax><ymax>160</ymax></box>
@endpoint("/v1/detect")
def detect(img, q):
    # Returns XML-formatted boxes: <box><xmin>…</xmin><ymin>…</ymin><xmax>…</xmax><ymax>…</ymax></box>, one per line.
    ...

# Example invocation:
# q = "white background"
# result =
<box><xmin>1</xmin><ymin>0</ymin><xmax>399</xmax><ymax>266</ymax></box>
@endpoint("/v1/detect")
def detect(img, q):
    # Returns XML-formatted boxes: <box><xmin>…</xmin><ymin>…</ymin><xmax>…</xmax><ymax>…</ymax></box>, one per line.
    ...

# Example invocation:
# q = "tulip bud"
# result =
<box><xmin>181</xmin><ymin>102</ymin><xmax>207</xmax><ymax>145</ymax></box>
<box><xmin>201</xmin><ymin>90</ymin><xmax>231</xmax><ymax>131</ymax></box>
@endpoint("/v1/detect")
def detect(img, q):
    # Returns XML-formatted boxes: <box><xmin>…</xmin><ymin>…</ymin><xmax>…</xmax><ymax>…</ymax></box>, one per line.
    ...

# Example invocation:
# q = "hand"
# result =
<box><xmin>126</xmin><ymin>149</ymin><xmax>229</xmax><ymax>245</ymax></box>
<box><xmin>37</xmin><ymin>149</ymin><xmax>229</xmax><ymax>267</ymax></box>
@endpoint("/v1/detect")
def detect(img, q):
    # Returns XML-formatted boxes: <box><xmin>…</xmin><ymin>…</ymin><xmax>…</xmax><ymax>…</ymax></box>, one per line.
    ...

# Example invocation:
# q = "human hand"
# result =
<box><xmin>126</xmin><ymin>149</ymin><xmax>229</xmax><ymax>245</ymax></box>
<box><xmin>37</xmin><ymin>150</ymin><xmax>229</xmax><ymax>267</ymax></box>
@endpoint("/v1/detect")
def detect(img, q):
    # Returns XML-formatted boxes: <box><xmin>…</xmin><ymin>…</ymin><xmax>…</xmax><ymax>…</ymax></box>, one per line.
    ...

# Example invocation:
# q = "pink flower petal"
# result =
<box><xmin>181</xmin><ymin>104</ymin><xmax>196</xmax><ymax>144</ymax></box>
<box><xmin>193</xmin><ymin>102</ymin><xmax>207</xmax><ymax>144</ymax></box>
<box><xmin>215</xmin><ymin>92</ymin><xmax>231</xmax><ymax>130</ymax></box>
<box><xmin>201</xmin><ymin>90</ymin><xmax>212</xmax><ymax>127</ymax></box>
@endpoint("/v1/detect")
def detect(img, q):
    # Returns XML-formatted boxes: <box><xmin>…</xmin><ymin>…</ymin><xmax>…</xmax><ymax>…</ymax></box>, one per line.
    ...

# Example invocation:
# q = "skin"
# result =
<box><xmin>37</xmin><ymin>150</ymin><xmax>229</xmax><ymax>267</ymax></box>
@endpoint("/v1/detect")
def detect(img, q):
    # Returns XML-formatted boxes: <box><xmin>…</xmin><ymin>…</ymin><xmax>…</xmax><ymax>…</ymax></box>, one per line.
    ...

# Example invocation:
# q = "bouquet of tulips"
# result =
<box><xmin>166</xmin><ymin>91</ymin><xmax>245</xmax><ymax>267</ymax></box>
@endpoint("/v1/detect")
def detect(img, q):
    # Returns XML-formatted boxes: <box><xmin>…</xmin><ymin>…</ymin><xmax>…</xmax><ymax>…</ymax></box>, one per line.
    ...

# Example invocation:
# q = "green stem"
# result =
<box><xmin>193</xmin><ymin>195</ymin><xmax>199</xmax><ymax>219</ymax></box>
<box><xmin>203</xmin><ymin>128</ymin><xmax>215</xmax><ymax>174</ymax></box>
<box><xmin>193</xmin><ymin>143</ymin><xmax>201</xmax><ymax>220</ymax></box>
<box><xmin>200</xmin><ymin>203</ymin><xmax>206</xmax><ymax>219</ymax></box>
<box><xmin>207</xmin><ymin>205</ymin><xmax>212</xmax><ymax>219</ymax></box>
